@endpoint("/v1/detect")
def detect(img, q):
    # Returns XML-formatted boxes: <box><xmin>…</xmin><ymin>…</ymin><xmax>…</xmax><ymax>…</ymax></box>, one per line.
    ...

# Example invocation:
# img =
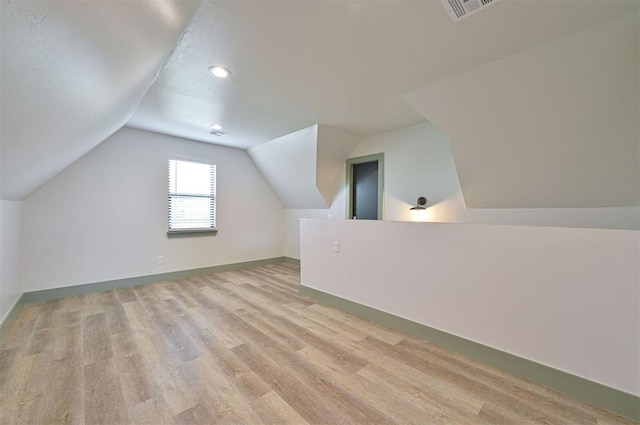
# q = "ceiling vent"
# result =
<box><xmin>441</xmin><ymin>0</ymin><xmax>498</xmax><ymax>22</ymax></box>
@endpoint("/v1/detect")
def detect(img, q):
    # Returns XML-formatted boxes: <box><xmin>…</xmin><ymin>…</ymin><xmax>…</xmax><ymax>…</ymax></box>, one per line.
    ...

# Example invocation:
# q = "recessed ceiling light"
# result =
<box><xmin>210</xmin><ymin>124</ymin><xmax>223</xmax><ymax>131</ymax></box>
<box><xmin>208</xmin><ymin>66</ymin><xmax>231</xmax><ymax>78</ymax></box>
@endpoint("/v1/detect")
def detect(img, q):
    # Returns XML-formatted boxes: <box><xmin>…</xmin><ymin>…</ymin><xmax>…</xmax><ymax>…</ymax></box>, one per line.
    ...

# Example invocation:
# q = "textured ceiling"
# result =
<box><xmin>403</xmin><ymin>11</ymin><xmax>639</xmax><ymax>208</ymax></box>
<box><xmin>2</xmin><ymin>0</ymin><xmax>638</xmax><ymax>201</ymax></box>
<box><xmin>0</xmin><ymin>0</ymin><xmax>201</xmax><ymax>200</ymax></box>
<box><xmin>127</xmin><ymin>0</ymin><xmax>639</xmax><ymax>149</ymax></box>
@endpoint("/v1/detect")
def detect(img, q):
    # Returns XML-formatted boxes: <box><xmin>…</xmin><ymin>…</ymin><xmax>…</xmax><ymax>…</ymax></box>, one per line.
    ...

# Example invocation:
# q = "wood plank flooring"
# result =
<box><xmin>0</xmin><ymin>262</ymin><xmax>636</xmax><ymax>424</ymax></box>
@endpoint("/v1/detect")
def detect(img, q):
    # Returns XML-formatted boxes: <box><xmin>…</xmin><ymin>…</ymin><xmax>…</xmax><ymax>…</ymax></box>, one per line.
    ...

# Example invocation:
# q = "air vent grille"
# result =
<box><xmin>441</xmin><ymin>0</ymin><xmax>497</xmax><ymax>22</ymax></box>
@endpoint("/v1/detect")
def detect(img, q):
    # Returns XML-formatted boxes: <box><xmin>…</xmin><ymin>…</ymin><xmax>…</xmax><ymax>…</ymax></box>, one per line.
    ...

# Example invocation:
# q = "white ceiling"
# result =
<box><xmin>403</xmin><ymin>11</ymin><xmax>639</xmax><ymax>208</ymax></box>
<box><xmin>0</xmin><ymin>0</ymin><xmax>201</xmax><ymax>200</ymax></box>
<box><xmin>2</xmin><ymin>0</ymin><xmax>638</xmax><ymax>201</ymax></box>
<box><xmin>128</xmin><ymin>0</ymin><xmax>638</xmax><ymax>149</ymax></box>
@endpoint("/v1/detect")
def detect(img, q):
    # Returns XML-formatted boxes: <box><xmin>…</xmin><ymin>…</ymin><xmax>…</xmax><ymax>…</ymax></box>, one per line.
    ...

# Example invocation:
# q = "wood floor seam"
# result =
<box><xmin>0</xmin><ymin>262</ymin><xmax>637</xmax><ymax>424</ymax></box>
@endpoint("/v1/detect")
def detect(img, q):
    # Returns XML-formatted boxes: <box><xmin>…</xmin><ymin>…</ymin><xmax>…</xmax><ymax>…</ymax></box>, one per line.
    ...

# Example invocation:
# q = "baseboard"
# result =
<box><xmin>21</xmin><ymin>257</ymin><xmax>290</xmax><ymax>304</ymax></box>
<box><xmin>283</xmin><ymin>257</ymin><xmax>301</xmax><ymax>266</ymax></box>
<box><xmin>0</xmin><ymin>293</ymin><xmax>26</xmax><ymax>340</ymax></box>
<box><xmin>299</xmin><ymin>285</ymin><xmax>640</xmax><ymax>422</ymax></box>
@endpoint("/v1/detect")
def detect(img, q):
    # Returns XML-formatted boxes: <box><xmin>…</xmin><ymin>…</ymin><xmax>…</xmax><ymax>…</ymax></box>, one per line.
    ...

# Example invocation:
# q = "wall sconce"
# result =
<box><xmin>409</xmin><ymin>196</ymin><xmax>429</xmax><ymax>222</ymax></box>
<box><xmin>410</xmin><ymin>197</ymin><xmax>427</xmax><ymax>210</ymax></box>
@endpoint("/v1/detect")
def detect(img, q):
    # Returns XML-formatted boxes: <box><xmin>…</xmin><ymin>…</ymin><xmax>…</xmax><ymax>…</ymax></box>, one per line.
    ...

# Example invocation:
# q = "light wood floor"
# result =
<box><xmin>0</xmin><ymin>263</ymin><xmax>636</xmax><ymax>424</ymax></box>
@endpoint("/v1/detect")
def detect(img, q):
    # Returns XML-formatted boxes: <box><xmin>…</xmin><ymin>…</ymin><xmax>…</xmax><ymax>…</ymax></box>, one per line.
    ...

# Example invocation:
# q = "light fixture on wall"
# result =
<box><xmin>410</xmin><ymin>197</ymin><xmax>427</xmax><ymax>210</ymax></box>
<box><xmin>409</xmin><ymin>196</ymin><xmax>429</xmax><ymax>222</ymax></box>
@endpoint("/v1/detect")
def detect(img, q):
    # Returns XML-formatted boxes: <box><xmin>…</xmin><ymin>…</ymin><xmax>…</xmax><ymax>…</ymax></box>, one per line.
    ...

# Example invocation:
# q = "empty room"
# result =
<box><xmin>1</xmin><ymin>0</ymin><xmax>639</xmax><ymax>424</ymax></box>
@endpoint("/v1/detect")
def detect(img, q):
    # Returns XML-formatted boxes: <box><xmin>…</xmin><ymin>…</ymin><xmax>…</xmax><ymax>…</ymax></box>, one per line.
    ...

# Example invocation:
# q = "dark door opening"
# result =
<box><xmin>352</xmin><ymin>161</ymin><xmax>378</xmax><ymax>220</ymax></box>
<box><xmin>346</xmin><ymin>153</ymin><xmax>384</xmax><ymax>220</ymax></box>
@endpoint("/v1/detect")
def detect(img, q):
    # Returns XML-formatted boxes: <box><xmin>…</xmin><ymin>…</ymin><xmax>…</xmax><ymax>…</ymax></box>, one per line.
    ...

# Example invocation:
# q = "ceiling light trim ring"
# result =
<box><xmin>208</xmin><ymin>65</ymin><xmax>231</xmax><ymax>78</ymax></box>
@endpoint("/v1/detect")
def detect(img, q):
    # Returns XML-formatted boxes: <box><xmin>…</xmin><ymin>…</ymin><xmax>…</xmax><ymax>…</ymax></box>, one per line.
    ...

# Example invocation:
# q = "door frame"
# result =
<box><xmin>345</xmin><ymin>153</ymin><xmax>384</xmax><ymax>220</ymax></box>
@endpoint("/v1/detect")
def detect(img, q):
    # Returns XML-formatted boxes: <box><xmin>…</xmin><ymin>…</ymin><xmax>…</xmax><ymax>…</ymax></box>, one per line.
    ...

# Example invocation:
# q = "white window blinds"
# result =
<box><xmin>168</xmin><ymin>159</ymin><xmax>216</xmax><ymax>231</ymax></box>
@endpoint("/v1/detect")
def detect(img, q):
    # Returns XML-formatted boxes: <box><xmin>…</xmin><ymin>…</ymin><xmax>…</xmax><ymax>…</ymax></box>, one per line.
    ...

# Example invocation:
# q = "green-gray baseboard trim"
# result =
<box><xmin>299</xmin><ymin>285</ymin><xmax>640</xmax><ymax>422</ymax></box>
<box><xmin>0</xmin><ymin>294</ymin><xmax>27</xmax><ymax>340</ymax></box>
<box><xmin>283</xmin><ymin>257</ymin><xmax>301</xmax><ymax>266</ymax></box>
<box><xmin>21</xmin><ymin>257</ymin><xmax>290</xmax><ymax>304</ymax></box>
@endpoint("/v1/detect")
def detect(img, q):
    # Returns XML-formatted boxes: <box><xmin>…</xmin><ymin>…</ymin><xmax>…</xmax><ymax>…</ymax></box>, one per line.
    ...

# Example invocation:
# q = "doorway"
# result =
<box><xmin>346</xmin><ymin>153</ymin><xmax>384</xmax><ymax>220</ymax></box>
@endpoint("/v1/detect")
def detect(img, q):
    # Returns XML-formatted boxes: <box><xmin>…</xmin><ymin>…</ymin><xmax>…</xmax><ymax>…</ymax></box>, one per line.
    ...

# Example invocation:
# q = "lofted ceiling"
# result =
<box><xmin>2</xmin><ymin>0</ymin><xmax>638</xmax><ymax>202</ymax></box>
<box><xmin>0</xmin><ymin>0</ymin><xmax>201</xmax><ymax>200</ymax></box>
<box><xmin>404</xmin><ymin>11</ymin><xmax>639</xmax><ymax>208</ymax></box>
<box><xmin>128</xmin><ymin>0</ymin><xmax>639</xmax><ymax>149</ymax></box>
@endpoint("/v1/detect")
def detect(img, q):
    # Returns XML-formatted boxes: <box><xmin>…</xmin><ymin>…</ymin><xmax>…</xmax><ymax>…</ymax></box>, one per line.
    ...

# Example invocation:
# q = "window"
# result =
<box><xmin>168</xmin><ymin>159</ymin><xmax>216</xmax><ymax>233</ymax></box>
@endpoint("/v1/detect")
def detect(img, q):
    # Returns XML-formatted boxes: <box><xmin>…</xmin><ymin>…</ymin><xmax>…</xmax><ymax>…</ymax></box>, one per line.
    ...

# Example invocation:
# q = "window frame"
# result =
<box><xmin>167</xmin><ymin>158</ymin><xmax>217</xmax><ymax>236</ymax></box>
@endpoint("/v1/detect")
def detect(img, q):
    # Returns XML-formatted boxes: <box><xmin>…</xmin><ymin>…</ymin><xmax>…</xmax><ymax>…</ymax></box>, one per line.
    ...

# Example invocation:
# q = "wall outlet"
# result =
<box><xmin>157</xmin><ymin>256</ymin><xmax>164</xmax><ymax>265</ymax></box>
<box><xmin>333</xmin><ymin>241</ymin><xmax>340</xmax><ymax>253</ymax></box>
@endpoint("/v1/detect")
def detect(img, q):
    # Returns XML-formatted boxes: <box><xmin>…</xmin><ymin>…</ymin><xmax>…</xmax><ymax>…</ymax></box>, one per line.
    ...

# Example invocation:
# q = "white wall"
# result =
<box><xmin>402</xmin><ymin>11</ymin><xmax>639</xmax><ymax>209</ymax></box>
<box><xmin>248</xmin><ymin>124</ymin><xmax>358</xmax><ymax>211</ymax></box>
<box><xmin>284</xmin><ymin>208</ymin><xmax>343</xmax><ymax>259</ymax></box>
<box><xmin>300</xmin><ymin>219</ymin><xmax>640</xmax><ymax>396</ymax></box>
<box><xmin>280</xmin><ymin>11</ymin><xmax>640</xmax><ymax>258</ymax></box>
<box><xmin>350</xmin><ymin>123</ymin><xmax>640</xmax><ymax>229</ymax></box>
<box><xmin>248</xmin><ymin>125</ymin><xmax>327</xmax><ymax>209</ymax></box>
<box><xmin>20</xmin><ymin>127</ymin><xmax>284</xmax><ymax>292</ymax></box>
<box><xmin>0</xmin><ymin>200</ymin><xmax>22</xmax><ymax>323</ymax></box>
<box><xmin>349</xmin><ymin>123</ymin><xmax>459</xmax><ymax>222</ymax></box>
<box><xmin>315</xmin><ymin>125</ymin><xmax>360</xmax><ymax>206</ymax></box>
<box><xmin>283</xmin><ymin>156</ymin><xmax>349</xmax><ymax>259</ymax></box>
<box><xmin>284</xmin><ymin>122</ymin><xmax>639</xmax><ymax>259</ymax></box>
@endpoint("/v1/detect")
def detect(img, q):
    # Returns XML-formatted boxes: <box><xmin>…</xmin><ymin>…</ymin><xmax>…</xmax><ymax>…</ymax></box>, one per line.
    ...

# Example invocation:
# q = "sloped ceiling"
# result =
<box><xmin>248</xmin><ymin>125</ymin><xmax>358</xmax><ymax>209</ymax></box>
<box><xmin>0</xmin><ymin>0</ymin><xmax>201</xmax><ymax>200</ymax></box>
<box><xmin>127</xmin><ymin>0</ymin><xmax>639</xmax><ymax>149</ymax></box>
<box><xmin>403</xmin><ymin>11</ymin><xmax>639</xmax><ymax>208</ymax></box>
<box><xmin>2</xmin><ymin>0</ymin><xmax>638</xmax><ymax>206</ymax></box>
<box><xmin>315</xmin><ymin>125</ymin><xmax>360</xmax><ymax>206</ymax></box>
<box><xmin>248</xmin><ymin>126</ymin><xmax>326</xmax><ymax>209</ymax></box>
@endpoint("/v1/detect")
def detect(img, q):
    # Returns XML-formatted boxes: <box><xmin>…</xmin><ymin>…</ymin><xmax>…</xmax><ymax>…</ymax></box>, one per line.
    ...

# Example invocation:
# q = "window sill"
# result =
<box><xmin>167</xmin><ymin>228</ymin><xmax>218</xmax><ymax>238</ymax></box>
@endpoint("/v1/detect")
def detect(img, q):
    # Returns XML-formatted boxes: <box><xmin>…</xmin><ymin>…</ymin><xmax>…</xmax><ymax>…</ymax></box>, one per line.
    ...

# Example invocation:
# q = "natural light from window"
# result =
<box><xmin>168</xmin><ymin>159</ymin><xmax>216</xmax><ymax>231</ymax></box>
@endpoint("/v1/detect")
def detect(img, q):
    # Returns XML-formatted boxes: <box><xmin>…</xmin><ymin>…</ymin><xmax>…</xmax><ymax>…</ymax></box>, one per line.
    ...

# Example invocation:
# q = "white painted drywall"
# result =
<box><xmin>284</xmin><ymin>122</ymin><xmax>639</xmax><ymax>260</ymax></box>
<box><xmin>248</xmin><ymin>124</ymin><xmax>358</xmax><ymax>211</ymax></box>
<box><xmin>349</xmin><ymin>123</ymin><xmax>459</xmax><ymax>222</ymax></box>
<box><xmin>403</xmin><ymin>11</ymin><xmax>639</xmax><ymax>208</ymax></box>
<box><xmin>0</xmin><ymin>200</ymin><xmax>22</xmax><ymax>324</ymax></box>
<box><xmin>316</xmin><ymin>125</ymin><xmax>360</xmax><ymax>206</ymax></box>
<box><xmin>20</xmin><ymin>127</ymin><xmax>284</xmax><ymax>292</ymax></box>
<box><xmin>1</xmin><ymin>0</ymin><xmax>201</xmax><ymax>200</ymax></box>
<box><xmin>300</xmin><ymin>219</ymin><xmax>640</xmax><ymax>396</ymax></box>
<box><xmin>248</xmin><ymin>126</ymin><xmax>327</xmax><ymax>209</ymax></box>
<box><xmin>284</xmin><ymin>207</ymin><xmax>345</xmax><ymax>259</ymax></box>
<box><xmin>283</xmin><ymin>154</ymin><xmax>350</xmax><ymax>259</ymax></box>
<box><xmin>349</xmin><ymin>123</ymin><xmax>640</xmax><ymax>229</ymax></box>
<box><xmin>257</xmin><ymin>124</ymin><xmax>358</xmax><ymax>258</ymax></box>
